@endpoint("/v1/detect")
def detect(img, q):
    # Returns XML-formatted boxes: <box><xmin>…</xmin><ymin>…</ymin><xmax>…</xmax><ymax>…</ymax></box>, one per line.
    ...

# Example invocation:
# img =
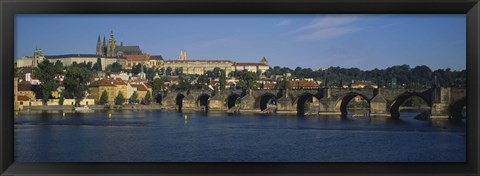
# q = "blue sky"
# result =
<box><xmin>15</xmin><ymin>14</ymin><xmax>466</xmax><ymax>70</ymax></box>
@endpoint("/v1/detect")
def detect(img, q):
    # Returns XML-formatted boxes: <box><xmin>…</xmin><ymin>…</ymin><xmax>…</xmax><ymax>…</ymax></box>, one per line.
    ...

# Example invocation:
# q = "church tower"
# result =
<box><xmin>179</xmin><ymin>50</ymin><xmax>187</xmax><ymax>60</ymax></box>
<box><xmin>102</xmin><ymin>35</ymin><xmax>107</xmax><ymax>56</ymax></box>
<box><xmin>260</xmin><ymin>56</ymin><xmax>268</xmax><ymax>65</ymax></box>
<box><xmin>32</xmin><ymin>47</ymin><xmax>44</xmax><ymax>67</ymax></box>
<box><xmin>106</xmin><ymin>30</ymin><xmax>117</xmax><ymax>57</ymax></box>
<box><xmin>96</xmin><ymin>35</ymin><xmax>103</xmax><ymax>56</ymax></box>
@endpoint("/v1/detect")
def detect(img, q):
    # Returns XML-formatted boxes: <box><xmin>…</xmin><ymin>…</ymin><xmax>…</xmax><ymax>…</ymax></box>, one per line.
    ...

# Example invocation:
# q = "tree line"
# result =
<box><xmin>265</xmin><ymin>64</ymin><xmax>466</xmax><ymax>88</ymax></box>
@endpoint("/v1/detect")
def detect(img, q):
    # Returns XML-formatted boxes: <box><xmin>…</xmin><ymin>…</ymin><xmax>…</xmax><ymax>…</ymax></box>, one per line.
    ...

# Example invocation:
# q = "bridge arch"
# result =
<box><xmin>335</xmin><ymin>92</ymin><xmax>370</xmax><ymax>116</ymax></box>
<box><xmin>389</xmin><ymin>92</ymin><xmax>432</xmax><ymax>118</ymax></box>
<box><xmin>450</xmin><ymin>97</ymin><xmax>466</xmax><ymax>120</ymax></box>
<box><xmin>257</xmin><ymin>93</ymin><xmax>277</xmax><ymax>111</ymax></box>
<box><xmin>294</xmin><ymin>93</ymin><xmax>320</xmax><ymax>116</ymax></box>
<box><xmin>226</xmin><ymin>93</ymin><xmax>241</xmax><ymax>109</ymax></box>
<box><xmin>196</xmin><ymin>94</ymin><xmax>210</xmax><ymax>111</ymax></box>
<box><xmin>176</xmin><ymin>93</ymin><xmax>185</xmax><ymax>112</ymax></box>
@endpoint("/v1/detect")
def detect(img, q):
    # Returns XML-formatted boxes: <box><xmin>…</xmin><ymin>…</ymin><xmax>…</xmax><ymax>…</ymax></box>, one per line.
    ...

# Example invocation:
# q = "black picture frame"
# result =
<box><xmin>1</xmin><ymin>0</ymin><xmax>479</xmax><ymax>175</ymax></box>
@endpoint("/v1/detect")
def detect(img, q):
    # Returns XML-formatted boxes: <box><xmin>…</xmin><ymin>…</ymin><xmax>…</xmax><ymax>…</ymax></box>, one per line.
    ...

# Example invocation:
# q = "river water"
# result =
<box><xmin>14</xmin><ymin>111</ymin><xmax>466</xmax><ymax>162</ymax></box>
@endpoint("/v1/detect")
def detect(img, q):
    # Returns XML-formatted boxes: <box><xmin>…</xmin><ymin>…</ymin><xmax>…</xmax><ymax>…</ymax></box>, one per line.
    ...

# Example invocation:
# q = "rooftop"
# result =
<box><xmin>131</xmin><ymin>84</ymin><xmax>148</xmax><ymax>91</ymax></box>
<box><xmin>235</xmin><ymin>62</ymin><xmax>268</xmax><ymax>66</ymax></box>
<box><xmin>164</xmin><ymin>60</ymin><xmax>233</xmax><ymax>63</ymax></box>
<box><xmin>124</xmin><ymin>54</ymin><xmax>150</xmax><ymax>61</ymax></box>
<box><xmin>289</xmin><ymin>80</ymin><xmax>319</xmax><ymax>88</ymax></box>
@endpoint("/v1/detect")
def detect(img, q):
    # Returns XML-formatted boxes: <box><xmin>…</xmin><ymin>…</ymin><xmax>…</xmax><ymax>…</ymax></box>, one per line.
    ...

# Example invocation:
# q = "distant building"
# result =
<box><xmin>233</xmin><ymin>57</ymin><xmax>269</xmax><ymax>75</ymax></box>
<box><xmin>288</xmin><ymin>79</ymin><xmax>319</xmax><ymax>90</ymax></box>
<box><xmin>109</xmin><ymin>71</ymin><xmax>132</xmax><ymax>81</ymax></box>
<box><xmin>17</xmin><ymin>81</ymin><xmax>36</xmax><ymax>100</ymax></box>
<box><xmin>123</xmin><ymin>54</ymin><xmax>164</xmax><ymax>69</ymax></box>
<box><xmin>89</xmin><ymin>79</ymin><xmax>118</xmax><ymax>103</ymax></box>
<box><xmin>164</xmin><ymin>52</ymin><xmax>270</xmax><ymax>76</ymax></box>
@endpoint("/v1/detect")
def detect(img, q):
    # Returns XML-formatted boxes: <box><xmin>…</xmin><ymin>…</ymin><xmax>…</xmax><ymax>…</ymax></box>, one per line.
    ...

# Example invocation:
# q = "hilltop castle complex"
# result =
<box><xmin>15</xmin><ymin>31</ymin><xmax>269</xmax><ymax>76</ymax></box>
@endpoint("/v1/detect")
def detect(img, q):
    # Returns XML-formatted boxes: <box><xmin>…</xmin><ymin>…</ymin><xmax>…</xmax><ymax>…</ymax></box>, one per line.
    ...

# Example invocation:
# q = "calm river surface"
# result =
<box><xmin>14</xmin><ymin>111</ymin><xmax>466</xmax><ymax>162</ymax></box>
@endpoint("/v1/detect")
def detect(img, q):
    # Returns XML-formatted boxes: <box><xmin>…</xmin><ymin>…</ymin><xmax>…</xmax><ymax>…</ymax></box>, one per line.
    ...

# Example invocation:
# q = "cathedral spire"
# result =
<box><xmin>96</xmin><ymin>35</ymin><xmax>103</xmax><ymax>56</ymax></box>
<box><xmin>110</xmin><ymin>30</ymin><xmax>114</xmax><ymax>39</ymax></box>
<box><xmin>103</xmin><ymin>35</ymin><xmax>106</xmax><ymax>46</ymax></box>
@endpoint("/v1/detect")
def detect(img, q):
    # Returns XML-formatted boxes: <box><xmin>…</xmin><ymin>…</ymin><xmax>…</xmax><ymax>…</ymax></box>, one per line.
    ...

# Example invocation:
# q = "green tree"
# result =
<box><xmin>275</xmin><ymin>77</ymin><xmax>290</xmax><ymax>90</ymax></box>
<box><xmin>141</xmin><ymin>91</ymin><xmax>152</xmax><ymax>105</ymax></box>
<box><xmin>33</xmin><ymin>59</ymin><xmax>63</xmax><ymax>104</ymax></box>
<box><xmin>94</xmin><ymin>58</ymin><xmax>102</xmax><ymax>71</ymax></box>
<box><xmin>152</xmin><ymin>78</ymin><xmax>163</xmax><ymax>93</ymax></box>
<box><xmin>114</xmin><ymin>92</ymin><xmax>125</xmax><ymax>105</ymax></box>
<box><xmin>54</xmin><ymin>60</ymin><xmax>64</xmax><ymax>74</ymax></box>
<box><xmin>237</xmin><ymin>70</ymin><xmax>259</xmax><ymax>89</ymax></box>
<box><xmin>99</xmin><ymin>90</ymin><xmax>109</xmax><ymax>105</ymax></box>
<box><xmin>146</xmin><ymin>68</ymin><xmax>157</xmax><ymax>80</ymax></box>
<box><xmin>166</xmin><ymin>67</ymin><xmax>173</xmax><ymax>76</ymax></box>
<box><xmin>196</xmin><ymin>75</ymin><xmax>209</xmax><ymax>88</ymax></box>
<box><xmin>132</xmin><ymin>63</ymin><xmax>147</xmax><ymax>75</ymax></box>
<box><xmin>176</xmin><ymin>75</ymin><xmax>190</xmax><ymax>90</ymax></box>
<box><xmin>62</xmin><ymin>67</ymin><xmax>92</xmax><ymax>106</ymax></box>
<box><xmin>264</xmin><ymin>68</ymin><xmax>274</xmax><ymax>78</ymax></box>
<box><xmin>129</xmin><ymin>91</ymin><xmax>139</xmax><ymax>104</ymax></box>
<box><xmin>219</xmin><ymin>70</ymin><xmax>227</xmax><ymax>90</ymax></box>
<box><xmin>174</xmin><ymin>67</ymin><xmax>183</xmax><ymax>76</ymax></box>
<box><xmin>106</xmin><ymin>62</ymin><xmax>123</xmax><ymax>73</ymax></box>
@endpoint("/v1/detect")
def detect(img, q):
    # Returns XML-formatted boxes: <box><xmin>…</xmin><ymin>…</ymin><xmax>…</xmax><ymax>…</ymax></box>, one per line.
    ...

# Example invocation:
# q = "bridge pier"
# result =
<box><xmin>276</xmin><ymin>96</ymin><xmax>292</xmax><ymax>111</ymax></box>
<box><xmin>305</xmin><ymin>101</ymin><xmax>320</xmax><ymax>115</ymax></box>
<box><xmin>209</xmin><ymin>96</ymin><xmax>227</xmax><ymax>111</ymax></box>
<box><xmin>430</xmin><ymin>88</ymin><xmax>454</xmax><ymax>119</ymax></box>
<box><xmin>318</xmin><ymin>97</ymin><xmax>340</xmax><ymax>115</ymax></box>
<box><xmin>369</xmin><ymin>93</ymin><xmax>390</xmax><ymax>117</ymax></box>
<box><xmin>430</xmin><ymin>103</ymin><xmax>449</xmax><ymax>118</ymax></box>
<box><xmin>239</xmin><ymin>92</ymin><xmax>255</xmax><ymax>111</ymax></box>
<box><xmin>182</xmin><ymin>95</ymin><xmax>196</xmax><ymax>110</ymax></box>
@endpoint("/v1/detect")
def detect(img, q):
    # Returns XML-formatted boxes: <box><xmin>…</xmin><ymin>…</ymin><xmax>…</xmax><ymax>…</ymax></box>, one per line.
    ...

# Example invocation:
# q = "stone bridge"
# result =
<box><xmin>160</xmin><ymin>87</ymin><xmax>466</xmax><ymax>119</ymax></box>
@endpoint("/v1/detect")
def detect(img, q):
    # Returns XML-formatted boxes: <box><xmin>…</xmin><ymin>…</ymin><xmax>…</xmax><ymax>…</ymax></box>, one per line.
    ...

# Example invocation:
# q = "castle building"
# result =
<box><xmin>123</xmin><ymin>54</ymin><xmax>164</xmax><ymax>69</ymax></box>
<box><xmin>96</xmin><ymin>31</ymin><xmax>142</xmax><ymax>57</ymax></box>
<box><xmin>15</xmin><ymin>32</ymin><xmax>269</xmax><ymax>78</ymax></box>
<box><xmin>233</xmin><ymin>56</ymin><xmax>269</xmax><ymax>75</ymax></box>
<box><xmin>16</xmin><ymin>31</ymin><xmax>162</xmax><ymax>71</ymax></box>
<box><xmin>163</xmin><ymin>51</ymin><xmax>270</xmax><ymax>76</ymax></box>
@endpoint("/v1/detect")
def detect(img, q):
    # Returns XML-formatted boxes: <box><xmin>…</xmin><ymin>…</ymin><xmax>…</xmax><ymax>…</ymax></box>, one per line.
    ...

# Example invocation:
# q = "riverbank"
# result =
<box><xmin>18</xmin><ymin>104</ymin><xmax>164</xmax><ymax>112</ymax></box>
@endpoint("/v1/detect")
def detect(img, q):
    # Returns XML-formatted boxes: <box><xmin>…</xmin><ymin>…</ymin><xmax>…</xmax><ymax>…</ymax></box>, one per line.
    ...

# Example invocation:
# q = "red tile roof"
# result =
<box><xmin>108</xmin><ymin>77</ymin><xmax>127</xmax><ymax>85</ymax></box>
<box><xmin>90</xmin><ymin>79</ymin><xmax>116</xmax><ymax>87</ymax></box>
<box><xmin>123</xmin><ymin>54</ymin><xmax>150</xmax><ymax>61</ymax></box>
<box><xmin>131</xmin><ymin>84</ymin><xmax>148</xmax><ymax>91</ymax></box>
<box><xmin>289</xmin><ymin>80</ymin><xmax>319</xmax><ymax>88</ymax></box>
<box><xmin>17</xmin><ymin>95</ymin><xmax>30</xmax><ymax>101</ymax></box>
